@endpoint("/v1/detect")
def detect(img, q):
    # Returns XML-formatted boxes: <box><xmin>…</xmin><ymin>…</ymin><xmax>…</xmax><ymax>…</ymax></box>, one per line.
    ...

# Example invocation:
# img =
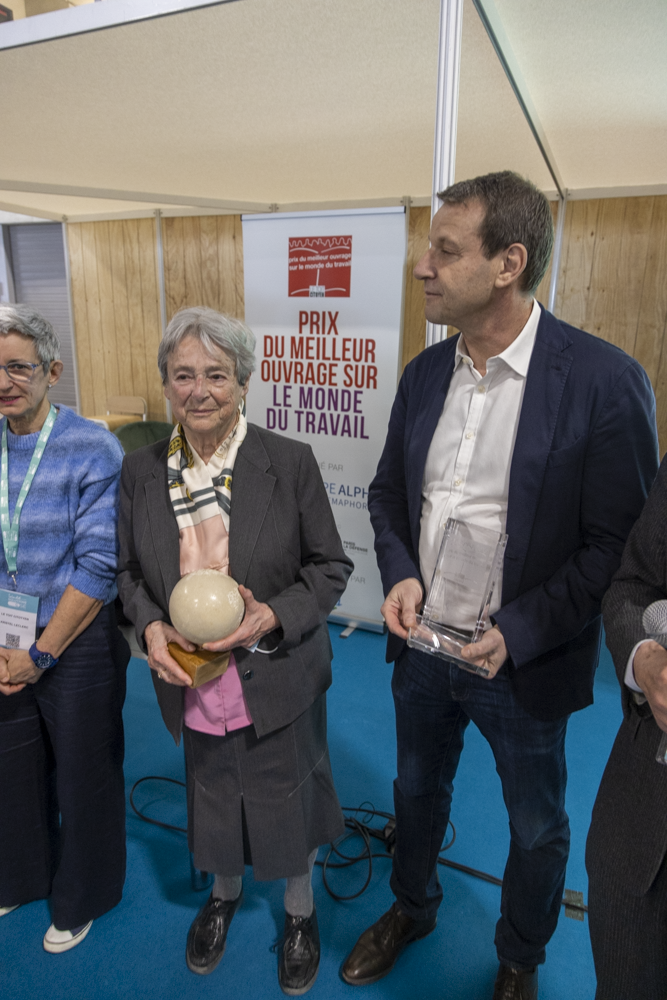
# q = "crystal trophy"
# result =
<box><xmin>408</xmin><ymin>518</ymin><xmax>508</xmax><ymax>676</ymax></box>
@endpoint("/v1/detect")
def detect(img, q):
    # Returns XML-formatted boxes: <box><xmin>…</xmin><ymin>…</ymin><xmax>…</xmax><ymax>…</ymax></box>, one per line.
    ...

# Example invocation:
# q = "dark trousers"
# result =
<box><xmin>390</xmin><ymin>646</ymin><xmax>570</xmax><ymax>969</ymax></box>
<box><xmin>588</xmin><ymin>852</ymin><xmax>667</xmax><ymax>1000</ymax></box>
<box><xmin>587</xmin><ymin>712</ymin><xmax>667</xmax><ymax>1000</ymax></box>
<box><xmin>0</xmin><ymin>603</ymin><xmax>129</xmax><ymax>929</ymax></box>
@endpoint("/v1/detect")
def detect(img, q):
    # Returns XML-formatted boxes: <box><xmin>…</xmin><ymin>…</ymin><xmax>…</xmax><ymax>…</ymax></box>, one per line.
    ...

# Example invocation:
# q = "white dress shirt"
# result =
<box><xmin>419</xmin><ymin>299</ymin><xmax>541</xmax><ymax>628</ymax></box>
<box><xmin>625</xmin><ymin>641</ymin><xmax>649</xmax><ymax>698</ymax></box>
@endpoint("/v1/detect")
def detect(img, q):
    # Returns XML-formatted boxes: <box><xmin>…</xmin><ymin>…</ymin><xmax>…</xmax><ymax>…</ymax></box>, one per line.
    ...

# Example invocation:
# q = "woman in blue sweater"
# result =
<box><xmin>0</xmin><ymin>305</ymin><xmax>129</xmax><ymax>953</ymax></box>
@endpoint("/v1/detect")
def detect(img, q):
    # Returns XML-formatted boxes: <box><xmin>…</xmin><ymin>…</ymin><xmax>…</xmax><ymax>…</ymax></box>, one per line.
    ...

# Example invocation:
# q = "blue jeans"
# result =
<box><xmin>390</xmin><ymin>646</ymin><xmax>570</xmax><ymax>969</ymax></box>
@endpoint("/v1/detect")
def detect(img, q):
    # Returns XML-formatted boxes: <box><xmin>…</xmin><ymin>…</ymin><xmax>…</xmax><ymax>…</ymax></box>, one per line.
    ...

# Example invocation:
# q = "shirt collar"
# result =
<box><xmin>454</xmin><ymin>299</ymin><xmax>541</xmax><ymax>377</ymax></box>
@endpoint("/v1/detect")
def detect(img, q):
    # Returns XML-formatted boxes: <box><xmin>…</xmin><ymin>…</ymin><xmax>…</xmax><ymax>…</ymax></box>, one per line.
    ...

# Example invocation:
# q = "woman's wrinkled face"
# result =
<box><xmin>0</xmin><ymin>333</ymin><xmax>54</xmax><ymax>425</ymax></box>
<box><xmin>163</xmin><ymin>334</ymin><xmax>248</xmax><ymax>442</ymax></box>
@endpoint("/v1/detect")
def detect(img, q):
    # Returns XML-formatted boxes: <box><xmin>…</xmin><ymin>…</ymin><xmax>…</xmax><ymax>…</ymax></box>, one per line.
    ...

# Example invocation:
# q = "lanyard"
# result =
<box><xmin>0</xmin><ymin>404</ymin><xmax>57</xmax><ymax>584</ymax></box>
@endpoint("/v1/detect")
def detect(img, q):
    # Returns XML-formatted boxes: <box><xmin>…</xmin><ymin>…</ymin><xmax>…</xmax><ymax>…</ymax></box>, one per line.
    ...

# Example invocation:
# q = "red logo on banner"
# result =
<box><xmin>288</xmin><ymin>236</ymin><xmax>352</xmax><ymax>297</ymax></box>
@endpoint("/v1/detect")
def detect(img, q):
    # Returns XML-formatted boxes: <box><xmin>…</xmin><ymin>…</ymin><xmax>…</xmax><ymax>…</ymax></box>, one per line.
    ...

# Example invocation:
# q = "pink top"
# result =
<box><xmin>183</xmin><ymin>654</ymin><xmax>252</xmax><ymax>736</ymax></box>
<box><xmin>180</xmin><ymin>475</ymin><xmax>253</xmax><ymax>737</ymax></box>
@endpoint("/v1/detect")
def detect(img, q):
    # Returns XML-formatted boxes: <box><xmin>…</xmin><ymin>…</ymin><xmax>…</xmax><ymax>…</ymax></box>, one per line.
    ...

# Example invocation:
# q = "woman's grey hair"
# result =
<box><xmin>158</xmin><ymin>307</ymin><xmax>256</xmax><ymax>386</ymax></box>
<box><xmin>0</xmin><ymin>304</ymin><xmax>61</xmax><ymax>367</ymax></box>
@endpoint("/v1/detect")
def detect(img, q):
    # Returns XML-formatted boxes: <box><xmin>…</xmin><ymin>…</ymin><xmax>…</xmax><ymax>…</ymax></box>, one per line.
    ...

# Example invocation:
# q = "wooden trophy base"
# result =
<box><xmin>167</xmin><ymin>642</ymin><xmax>230</xmax><ymax>688</ymax></box>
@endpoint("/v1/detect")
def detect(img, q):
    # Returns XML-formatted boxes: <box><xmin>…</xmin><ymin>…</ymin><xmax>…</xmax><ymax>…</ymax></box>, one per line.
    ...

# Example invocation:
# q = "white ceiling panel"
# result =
<box><xmin>0</xmin><ymin>0</ymin><xmax>664</xmax><ymax>220</ymax></box>
<box><xmin>494</xmin><ymin>0</ymin><xmax>667</xmax><ymax>191</ymax></box>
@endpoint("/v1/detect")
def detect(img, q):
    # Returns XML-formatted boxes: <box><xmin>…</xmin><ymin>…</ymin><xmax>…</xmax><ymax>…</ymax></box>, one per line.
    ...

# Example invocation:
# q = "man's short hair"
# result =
<box><xmin>438</xmin><ymin>171</ymin><xmax>554</xmax><ymax>295</ymax></box>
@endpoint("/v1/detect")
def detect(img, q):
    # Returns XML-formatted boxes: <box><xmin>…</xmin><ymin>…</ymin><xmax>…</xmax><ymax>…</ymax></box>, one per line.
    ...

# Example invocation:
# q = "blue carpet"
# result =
<box><xmin>0</xmin><ymin>626</ymin><xmax>621</xmax><ymax>999</ymax></box>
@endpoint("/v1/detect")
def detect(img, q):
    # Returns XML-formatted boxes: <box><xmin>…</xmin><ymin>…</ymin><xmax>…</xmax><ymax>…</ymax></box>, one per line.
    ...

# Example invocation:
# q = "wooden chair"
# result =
<box><xmin>89</xmin><ymin>395</ymin><xmax>148</xmax><ymax>432</ymax></box>
<box><xmin>107</xmin><ymin>396</ymin><xmax>147</xmax><ymax>421</ymax></box>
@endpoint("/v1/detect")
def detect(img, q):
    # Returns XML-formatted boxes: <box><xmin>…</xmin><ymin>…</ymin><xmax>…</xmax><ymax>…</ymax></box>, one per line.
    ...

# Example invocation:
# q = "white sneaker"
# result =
<box><xmin>43</xmin><ymin>920</ymin><xmax>93</xmax><ymax>953</ymax></box>
<box><xmin>0</xmin><ymin>904</ymin><xmax>20</xmax><ymax>917</ymax></box>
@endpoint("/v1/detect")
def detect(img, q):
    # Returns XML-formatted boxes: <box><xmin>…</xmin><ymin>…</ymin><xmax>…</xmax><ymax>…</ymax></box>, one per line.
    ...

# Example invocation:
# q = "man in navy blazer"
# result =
<box><xmin>341</xmin><ymin>172</ymin><xmax>658</xmax><ymax>1000</ymax></box>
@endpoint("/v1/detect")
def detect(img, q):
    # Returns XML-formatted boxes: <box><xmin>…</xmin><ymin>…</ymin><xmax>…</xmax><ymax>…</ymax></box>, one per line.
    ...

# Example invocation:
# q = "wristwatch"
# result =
<box><xmin>29</xmin><ymin>642</ymin><xmax>59</xmax><ymax>670</ymax></box>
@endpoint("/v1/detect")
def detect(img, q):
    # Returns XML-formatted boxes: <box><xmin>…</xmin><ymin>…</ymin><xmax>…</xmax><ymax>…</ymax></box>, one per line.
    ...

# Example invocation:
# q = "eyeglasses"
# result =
<box><xmin>169</xmin><ymin>372</ymin><xmax>232</xmax><ymax>390</ymax></box>
<box><xmin>0</xmin><ymin>362</ymin><xmax>42</xmax><ymax>384</ymax></box>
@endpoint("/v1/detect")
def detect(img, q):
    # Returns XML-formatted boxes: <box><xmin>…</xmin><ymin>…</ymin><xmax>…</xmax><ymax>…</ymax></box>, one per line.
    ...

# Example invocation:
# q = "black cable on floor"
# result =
<box><xmin>323</xmin><ymin>803</ymin><xmax>587</xmax><ymax>916</ymax></box>
<box><xmin>129</xmin><ymin>775</ymin><xmax>187</xmax><ymax>834</ymax></box>
<box><xmin>129</xmin><ymin>780</ymin><xmax>587</xmax><ymax>915</ymax></box>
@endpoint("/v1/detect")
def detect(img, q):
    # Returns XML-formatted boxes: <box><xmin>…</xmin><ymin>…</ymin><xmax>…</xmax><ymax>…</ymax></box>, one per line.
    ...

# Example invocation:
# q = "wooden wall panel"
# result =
<box><xmin>65</xmin><ymin>198</ymin><xmax>667</xmax><ymax>450</ymax></box>
<box><xmin>637</xmin><ymin>201</ymin><xmax>667</xmax><ymax>449</ymax></box>
<box><xmin>66</xmin><ymin>224</ymin><xmax>93</xmax><ymax>408</ymax></box>
<box><xmin>402</xmin><ymin>205</ymin><xmax>430</xmax><ymax>369</ymax></box>
<box><xmin>162</xmin><ymin>215</ymin><xmax>244</xmax><ymax>322</ymax></box>
<box><xmin>555</xmin><ymin>195</ymin><xmax>667</xmax><ymax>453</ymax></box>
<box><xmin>557</xmin><ymin>199</ymin><xmax>600</xmax><ymax>331</ymax></box>
<box><xmin>136</xmin><ymin>219</ymin><xmax>163</xmax><ymax>415</ymax></box>
<box><xmin>67</xmin><ymin>218</ymin><xmax>165</xmax><ymax>420</ymax></box>
<box><xmin>163</xmin><ymin>216</ymin><xmax>186</xmax><ymax>321</ymax></box>
<box><xmin>582</xmin><ymin>198</ymin><xmax>651</xmax><ymax>356</ymax></box>
<box><xmin>534</xmin><ymin>200</ymin><xmax>559</xmax><ymax>310</ymax></box>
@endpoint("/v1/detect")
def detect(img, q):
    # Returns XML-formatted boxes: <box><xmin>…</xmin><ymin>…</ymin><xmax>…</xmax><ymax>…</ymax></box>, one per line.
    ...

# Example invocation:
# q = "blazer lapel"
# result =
<box><xmin>145</xmin><ymin>445</ymin><xmax>181</xmax><ymax>604</ymax></box>
<box><xmin>408</xmin><ymin>339</ymin><xmax>458</xmax><ymax>555</ymax></box>
<box><xmin>228</xmin><ymin>425</ymin><xmax>276</xmax><ymax>585</ymax></box>
<box><xmin>503</xmin><ymin>309</ymin><xmax>573</xmax><ymax>601</ymax></box>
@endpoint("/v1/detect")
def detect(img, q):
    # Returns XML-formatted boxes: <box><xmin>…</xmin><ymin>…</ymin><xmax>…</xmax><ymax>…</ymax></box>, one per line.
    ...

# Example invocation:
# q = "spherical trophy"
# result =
<box><xmin>169</xmin><ymin>569</ymin><xmax>245</xmax><ymax>644</ymax></box>
<box><xmin>167</xmin><ymin>570</ymin><xmax>245</xmax><ymax>687</ymax></box>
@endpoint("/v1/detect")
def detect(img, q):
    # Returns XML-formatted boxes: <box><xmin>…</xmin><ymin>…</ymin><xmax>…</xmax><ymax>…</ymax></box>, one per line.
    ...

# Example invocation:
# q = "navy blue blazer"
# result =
<box><xmin>369</xmin><ymin>306</ymin><xmax>659</xmax><ymax>720</ymax></box>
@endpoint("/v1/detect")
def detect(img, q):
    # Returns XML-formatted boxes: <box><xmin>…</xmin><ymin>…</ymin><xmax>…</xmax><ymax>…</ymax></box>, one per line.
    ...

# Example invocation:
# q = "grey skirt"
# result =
<box><xmin>183</xmin><ymin>693</ymin><xmax>344</xmax><ymax>881</ymax></box>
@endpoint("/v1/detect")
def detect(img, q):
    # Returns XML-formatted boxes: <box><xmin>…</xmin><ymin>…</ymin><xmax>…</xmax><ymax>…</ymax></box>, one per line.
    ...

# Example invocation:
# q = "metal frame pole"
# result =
<box><xmin>426</xmin><ymin>0</ymin><xmax>464</xmax><ymax>348</ymax></box>
<box><xmin>154</xmin><ymin>209</ymin><xmax>172</xmax><ymax>422</ymax></box>
<box><xmin>60</xmin><ymin>220</ymin><xmax>82</xmax><ymax>414</ymax></box>
<box><xmin>0</xmin><ymin>225</ymin><xmax>16</xmax><ymax>303</ymax></box>
<box><xmin>547</xmin><ymin>193</ymin><xmax>567</xmax><ymax>314</ymax></box>
<box><xmin>472</xmin><ymin>0</ymin><xmax>565</xmax><ymax>201</ymax></box>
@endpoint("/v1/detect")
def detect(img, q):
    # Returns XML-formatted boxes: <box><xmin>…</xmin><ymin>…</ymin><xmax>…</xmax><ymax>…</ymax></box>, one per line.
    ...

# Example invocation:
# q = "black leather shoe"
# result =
<box><xmin>340</xmin><ymin>902</ymin><xmax>437</xmax><ymax>986</ymax></box>
<box><xmin>185</xmin><ymin>890</ymin><xmax>243</xmax><ymax>975</ymax></box>
<box><xmin>492</xmin><ymin>964</ymin><xmax>538</xmax><ymax>1000</ymax></box>
<box><xmin>278</xmin><ymin>907</ymin><xmax>320</xmax><ymax>995</ymax></box>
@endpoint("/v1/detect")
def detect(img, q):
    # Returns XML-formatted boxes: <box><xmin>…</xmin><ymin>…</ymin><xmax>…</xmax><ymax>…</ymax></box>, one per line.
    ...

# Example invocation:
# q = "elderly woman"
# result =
<box><xmin>118</xmin><ymin>306</ymin><xmax>351</xmax><ymax>994</ymax></box>
<box><xmin>0</xmin><ymin>305</ymin><xmax>129</xmax><ymax>953</ymax></box>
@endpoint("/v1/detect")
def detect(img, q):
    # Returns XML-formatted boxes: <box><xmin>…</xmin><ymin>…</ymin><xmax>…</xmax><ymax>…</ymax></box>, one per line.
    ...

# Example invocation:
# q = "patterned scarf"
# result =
<box><xmin>167</xmin><ymin>407</ymin><xmax>247</xmax><ymax>537</ymax></box>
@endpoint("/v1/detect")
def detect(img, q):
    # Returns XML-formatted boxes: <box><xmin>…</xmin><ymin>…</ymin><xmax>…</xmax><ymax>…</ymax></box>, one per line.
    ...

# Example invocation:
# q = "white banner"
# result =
<box><xmin>242</xmin><ymin>208</ymin><xmax>406</xmax><ymax>631</ymax></box>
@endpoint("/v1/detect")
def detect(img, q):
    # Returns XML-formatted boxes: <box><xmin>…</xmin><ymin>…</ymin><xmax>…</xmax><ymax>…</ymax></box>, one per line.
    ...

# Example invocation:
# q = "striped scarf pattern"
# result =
<box><xmin>167</xmin><ymin>408</ymin><xmax>247</xmax><ymax>534</ymax></box>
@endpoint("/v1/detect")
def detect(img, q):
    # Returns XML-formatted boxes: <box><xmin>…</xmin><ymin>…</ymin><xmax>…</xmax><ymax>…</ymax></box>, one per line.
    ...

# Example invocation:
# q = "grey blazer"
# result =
<box><xmin>117</xmin><ymin>423</ymin><xmax>353</xmax><ymax>743</ymax></box>
<box><xmin>587</xmin><ymin>456</ymin><xmax>667</xmax><ymax>896</ymax></box>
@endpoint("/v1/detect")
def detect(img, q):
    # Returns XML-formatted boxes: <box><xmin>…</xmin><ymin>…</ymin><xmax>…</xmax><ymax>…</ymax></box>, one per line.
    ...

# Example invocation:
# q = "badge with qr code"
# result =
<box><xmin>0</xmin><ymin>588</ymin><xmax>38</xmax><ymax>650</ymax></box>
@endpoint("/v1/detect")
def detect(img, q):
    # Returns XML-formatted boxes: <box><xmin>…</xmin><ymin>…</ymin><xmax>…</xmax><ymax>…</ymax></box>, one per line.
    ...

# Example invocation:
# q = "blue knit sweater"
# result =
<box><xmin>0</xmin><ymin>405</ymin><xmax>124</xmax><ymax>626</ymax></box>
